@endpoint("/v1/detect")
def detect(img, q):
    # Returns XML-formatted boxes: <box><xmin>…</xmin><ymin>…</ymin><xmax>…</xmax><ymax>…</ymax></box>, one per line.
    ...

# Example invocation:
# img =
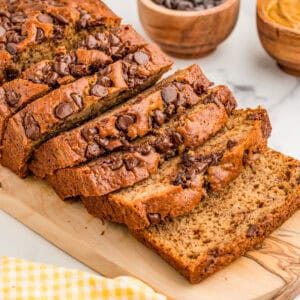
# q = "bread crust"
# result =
<box><xmin>131</xmin><ymin>150</ymin><xmax>300</xmax><ymax>283</ymax></box>
<box><xmin>1</xmin><ymin>44</ymin><xmax>173</xmax><ymax>177</ymax></box>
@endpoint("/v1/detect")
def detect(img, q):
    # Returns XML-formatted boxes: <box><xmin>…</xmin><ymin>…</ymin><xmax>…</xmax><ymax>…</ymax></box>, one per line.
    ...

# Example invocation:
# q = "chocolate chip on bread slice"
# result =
<box><xmin>46</xmin><ymin>85</ymin><xmax>236</xmax><ymax>201</ymax></box>
<box><xmin>0</xmin><ymin>0</ymin><xmax>121</xmax><ymax>84</ymax></box>
<box><xmin>131</xmin><ymin>149</ymin><xmax>300</xmax><ymax>283</ymax></box>
<box><xmin>0</xmin><ymin>25</ymin><xmax>147</xmax><ymax>143</ymax></box>
<box><xmin>1</xmin><ymin>44</ymin><xmax>173</xmax><ymax>177</ymax></box>
<box><xmin>29</xmin><ymin>64</ymin><xmax>213</xmax><ymax>179</ymax></box>
<box><xmin>81</xmin><ymin>108</ymin><xmax>271</xmax><ymax>229</ymax></box>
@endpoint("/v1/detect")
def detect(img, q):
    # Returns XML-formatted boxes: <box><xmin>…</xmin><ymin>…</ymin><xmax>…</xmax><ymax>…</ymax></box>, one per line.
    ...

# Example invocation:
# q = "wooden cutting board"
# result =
<box><xmin>0</xmin><ymin>165</ymin><xmax>299</xmax><ymax>300</ymax></box>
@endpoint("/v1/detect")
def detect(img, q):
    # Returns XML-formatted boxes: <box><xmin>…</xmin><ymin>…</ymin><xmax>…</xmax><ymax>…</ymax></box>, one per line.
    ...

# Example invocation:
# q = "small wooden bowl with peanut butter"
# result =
<box><xmin>257</xmin><ymin>0</ymin><xmax>300</xmax><ymax>76</ymax></box>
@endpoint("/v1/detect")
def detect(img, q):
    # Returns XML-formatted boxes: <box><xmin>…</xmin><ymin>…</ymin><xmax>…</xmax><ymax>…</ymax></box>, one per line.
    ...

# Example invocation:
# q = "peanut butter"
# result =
<box><xmin>263</xmin><ymin>0</ymin><xmax>300</xmax><ymax>31</ymax></box>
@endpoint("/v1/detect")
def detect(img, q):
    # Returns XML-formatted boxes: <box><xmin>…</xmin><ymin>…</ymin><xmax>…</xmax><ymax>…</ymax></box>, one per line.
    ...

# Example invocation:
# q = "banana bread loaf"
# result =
<box><xmin>46</xmin><ymin>85</ymin><xmax>237</xmax><ymax>201</ymax></box>
<box><xmin>0</xmin><ymin>25</ymin><xmax>147</xmax><ymax>142</ymax></box>
<box><xmin>1</xmin><ymin>44</ymin><xmax>173</xmax><ymax>177</ymax></box>
<box><xmin>0</xmin><ymin>0</ymin><xmax>121</xmax><ymax>84</ymax></box>
<box><xmin>82</xmin><ymin>108</ymin><xmax>271</xmax><ymax>229</ymax></box>
<box><xmin>131</xmin><ymin>149</ymin><xmax>300</xmax><ymax>283</ymax></box>
<box><xmin>30</xmin><ymin>64</ymin><xmax>212</xmax><ymax>178</ymax></box>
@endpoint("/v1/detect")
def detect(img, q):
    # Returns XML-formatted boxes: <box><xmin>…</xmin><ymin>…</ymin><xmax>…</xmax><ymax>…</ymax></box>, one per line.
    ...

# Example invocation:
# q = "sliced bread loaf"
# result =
<box><xmin>131</xmin><ymin>149</ymin><xmax>300</xmax><ymax>283</ymax></box>
<box><xmin>0</xmin><ymin>0</ymin><xmax>121</xmax><ymax>84</ymax></box>
<box><xmin>29</xmin><ymin>64</ymin><xmax>213</xmax><ymax>178</ymax></box>
<box><xmin>1</xmin><ymin>44</ymin><xmax>173</xmax><ymax>177</ymax></box>
<box><xmin>0</xmin><ymin>25</ymin><xmax>147</xmax><ymax>142</ymax></box>
<box><xmin>82</xmin><ymin>108</ymin><xmax>271</xmax><ymax>229</ymax></box>
<box><xmin>47</xmin><ymin>85</ymin><xmax>236</xmax><ymax>200</ymax></box>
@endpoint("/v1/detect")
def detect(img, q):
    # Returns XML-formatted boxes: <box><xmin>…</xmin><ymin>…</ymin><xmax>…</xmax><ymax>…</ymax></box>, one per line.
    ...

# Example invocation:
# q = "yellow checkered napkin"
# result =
<box><xmin>0</xmin><ymin>257</ymin><xmax>166</xmax><ymax>300</ymax></box>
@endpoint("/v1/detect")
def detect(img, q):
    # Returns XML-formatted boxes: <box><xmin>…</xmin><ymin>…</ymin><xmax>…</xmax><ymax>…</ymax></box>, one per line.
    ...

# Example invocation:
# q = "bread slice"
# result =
<box><xmin>47</xmin><ymin>85</ymin><xmax>237</xmax><ymax>201</ymax></box>
<box><xmin>82</xmin><ymin>108</ymin><xmax>271</xmax><ymax>229</ymax></box>
<box><xmin>0</xmin><ymin>0</ymin><xmax>121</xmax><ymax>84</ymax></box>
<box><xmin>0</xmin><ymin>25</ymin><xmax>147</xmax><ymax>143</ymax></box>
<box><xmin>131</xmin><ymin>149</ymin><xmax>300</xmax><ymax>283</ymax></box>
<box><xmin>1</xmin><ymin>44</ymin><xmax>173</xmax><ymax>177</ymax></box>
<box><xmin>29</xmin><ymin>64</ymin><xmax>213</xmax><ymax>178</ymax></box>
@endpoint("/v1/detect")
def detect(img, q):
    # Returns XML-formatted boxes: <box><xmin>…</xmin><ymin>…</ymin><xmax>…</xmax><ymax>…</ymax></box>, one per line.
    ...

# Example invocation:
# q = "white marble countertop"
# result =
<box><xmin>0</xmin><ymin>0</ymin><xmax>299</xmax><ymax>287</ymax></box>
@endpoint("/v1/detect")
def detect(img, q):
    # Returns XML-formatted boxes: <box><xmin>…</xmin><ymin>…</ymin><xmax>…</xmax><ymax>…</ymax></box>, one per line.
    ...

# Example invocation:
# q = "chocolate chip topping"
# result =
<box><xmin>152</xmin><ymin>110</ymin><xmax>166</xmax><ymax>126</ymax></box>
<box><xmin>70</xmin><ymin>93</ymin><xmax>83</xmax><ymax>109</ymax></box>
<box><xmin>296</xmin><ymin>176</ymin><xmax>300</xmax><ymax>185</ymax></box>
<box><xmin>161</xmin><ymin>85</ymin><xmax>178</xmax><ymax>104</ymax></box>
<box><xmin>5</xmin><ymin>89</ymin><xmax>20</xmax><ymax>107</ymax></box>
<box><xmin>246</xmin><ymin>224</ymin><xmax>259</xmax><ymax>238</ymax></box>
<box><xmin>55</xmin><ymin>102</ymin><xmax>74</xmax><ymax>119</ymax></box>
<box><xmin>53</xmin><ymin>14</ymin><xmax>69</xmax><ymax>25</ymax></box>
<box><xmin>6</xmin><ymin>43</ymin><xmax>18</xmax><ymax>55</ymax></box>
<box><xmin>70</xmin><ymin>64</ymin><xmax>89</xmax><ymax>77</ymax></box>
<box><xmin>85</xmin><ymin>143</ymin><xmax>104</xmax><ymax>159</ymax></box>
<box><xmin>23</xmin><ymin>113</ymin><xmax>40</xmax><ymax>140</ymax></box>
<box><xmin>153</xmin><ymin>135</ymin><xmax>173</xmax><ymax>154</ymax></box>
<box><xmin>45</xmin><ymin>72</ymin><xmax>59</xmax><ymax>86</ymax></box>
<box><xmin>94</xmin><ymin>136</ymin><xmax>109</xmax><ymax>148</ymax></box>
<box><xmin>124</xmin><ymin>156</ymin><xmax>140</xmax><ymax>171</ymax></box>
<box><xmin>110</xmin><ymin>156</ymin><xmax>124</xmax><ymax>170</ymax></box>
<box><xmin>86</xmin><ymin>35</ymin><xmax>98</xmax><ymax>49</ymax></box>
<box><xmin>138</xmin><ymin>144</ymin><xmax>152</xmax><ymax>156</ymax></box>
<box><xmin>98</xmin><ymin>76</ymin><xmax>112</xmax><ymax>87</ymax></box>
<box><xmin>81</xmin><ymin>127</ymin><xmax>99</xmax><ymax>141</ymax></box>
<box><xmin>90</xmin><ymin>85</ymin><xmax>108</xmax><ymax>98</ymax></box>
<box><xmin>4</xmin><ymin>67</ymin><xmax>19</xmax><ymax>81</ymax></box>
<box><xmin>0</xmin><ymin>26</ymin><xmax>6</xmax><ymax>37</ymax></box>
<box><xmin>35</xmin><ymin>28</ymin><xmax>45</xmax><ymax>42</ymax></box>
<box><xmin>147</xmin><ymin>213</ymin><xmax>161</xmax><ymax>225</ymax></box>
<box><xmin>54</xmin><ymin>62</ymin><xmax>70</xmax><ymax>76</ymax></box>
<box><xmin>116</xmin><ymin>114</ymin><xmax>136</xmax><ymax>132</ymax></box>
<box><xmin>171</xmin><ymin>131</ymin><xmax>184</xmax><ymax>147</ymax></box>
<box><xmin>227</xmin><ymin>140</ymin><xmax>237</xmax><ymax>150</ymax></box>
<box><xmin>133</xmin><ymin>51</ymin><xmax>149</xmax><ymax>65</ymax></box>
<box><xmin>38</xmin><ymin>14</ymin><xmax>53</xmax><ymax>24</ymax></box>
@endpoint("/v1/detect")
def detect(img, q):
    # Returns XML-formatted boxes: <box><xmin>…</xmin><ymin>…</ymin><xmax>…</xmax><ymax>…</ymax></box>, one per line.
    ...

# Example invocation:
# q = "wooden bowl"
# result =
<box><xmin>138</xmin><ymin>0</ymin><xmax>240</xmax><ymax>58</ymax></box>
<box><xmin>257</xmin><ymin>0</ymin><xmax>300</xmax><ymax>76</ymax></box>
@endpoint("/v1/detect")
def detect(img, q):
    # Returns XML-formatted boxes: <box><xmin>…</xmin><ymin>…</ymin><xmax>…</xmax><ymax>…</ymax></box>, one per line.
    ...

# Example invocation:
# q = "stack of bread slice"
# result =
<box><xmin>0</xmin><ymin>0</ymin><xmax>299</xmax><ymax>284</ymax></box>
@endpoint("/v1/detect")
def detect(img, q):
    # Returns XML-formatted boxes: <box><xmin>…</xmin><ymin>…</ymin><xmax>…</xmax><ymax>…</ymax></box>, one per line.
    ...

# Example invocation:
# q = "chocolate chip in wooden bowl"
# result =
<box><xmin>147</xmin><ymin>213</ymin><xmax>161</xmax><ymax>225</ymax></box>
<box><xmin>124</xmin><ymin>156</ymin><xmax>140</xmax><ymax>171</ymax></box>
<box><xmin>23</xmin><ymin>113</ymin><xmax>40</xmax><ymax>140</ymax></box>
<box><xmin>116</xmin><ymin>114</ymin><xmax>136</xmax><ymax>132</ymax></box>
<box><xmin>38</xmin><ymin>14</ymin><xmax>53</xmax><ymax>24</ymax></box>
<box><xmin>70</xmin><ymin>93</ymin><xmax>83</xmax><ymax>109</ymax></box>
<box><xmin>133</xmin><ymin>51</ymin><xmax>149</xmax><ymax>65</ymax></box>
<box><xmin>161</xmin><ymin>85</ymin><xmax>178</xmax><ymax>104</ymax></box>
<box><xmin>5</xmin><ymin>89</ymin><xmax>20</xmax><ymax>107</ymax></box>
<box><xmin>152</xmin><ymin>0</ymin><xmax>224</xmax><ymax>11</ymax></box>
<box><xmin>90</xmin><ymin>84</ymin><xmax>108</xmax><ymax>98</ymax></box>
<box><xmin>55</xmin><ymin>102</ymin><xmax>74</xmax><ymax>119</ymax></box>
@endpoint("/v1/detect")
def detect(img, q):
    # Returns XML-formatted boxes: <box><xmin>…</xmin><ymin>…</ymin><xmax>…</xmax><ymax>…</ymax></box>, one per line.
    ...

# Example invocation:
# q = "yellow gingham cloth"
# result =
<box><xmin>0</xmin><ymin>257</ymin><xmax>166</xmax><ymax>300</ymax></box>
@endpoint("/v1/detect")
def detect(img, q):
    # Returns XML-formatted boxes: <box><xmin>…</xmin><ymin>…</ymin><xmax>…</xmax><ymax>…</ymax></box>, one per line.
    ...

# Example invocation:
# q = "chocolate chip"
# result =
<box><xmin>182</xmin><ymin>152</ymin><xmax>196</xmax><ymax>167</ymax></box>
<box><xmin>11</xmin><ymin>13</ymin><xmax>27</xmax><ymax>23</ymax></box>
<box><xmin>133</xmin><ymin>51</ymin><xmax>149</xmax><ymax>65</ymax></box>
<box><xmin>55</xmin><ymin>102</ymin><xmax>74</xmax><ymax>119</ymax></box>
<box><xmin>70</xmin><ymin>64</ymin><xmax>89</xmax><ymax>77</ymax></box>
<box><xmin>296</xmin><ymin>176</ymin><xmax>300</xmax><ymax>185</ymax></box>
<box><xmin>98</xmin><ymin>65</ymin><xmax>112</xmax><ymax>76</ymax></box>
<box><xmin>98</xmin><ymin>76</ymin><xmax>112</xmax><ymax>87</ymax></box>
<box><xmin>77</xmin><ymin>13</ymin><xmax>91</xmax><ymax>29</ymax></box>
<box><xmin>227</xmin><ymin>140</ymin><xmax>237</xmax><ymax>149</ymax></box>
<box><xmin>246</xmin><ymin>225</ymin><xmax>259</xmax><ymax>238</ymax></box>
<box><xmin>38</xmin><ymin>14</ymin><xmax>53</xmax><ymax>24</ymax></box>
<box><xmin>109</xmin><ymin>33</ymin><xmax>121</xmax><ymax>46</ymax></box>
<box><xmin>53</xmin><ymin>14</ymin><xmax>69</xmax><ymax>25</ymax></box>
<box><xmin>70</xmin><ymin>93</ymin><xmax>83</xmax><ymax>109</ymax></box>
<box><xmin>147</xmin><ymin>213</ymin><xmax>161</xmax><ymax>225</ymax></box>
<box><xmin>35</xmin><ymin>28</ymin><xmax>45</xmax><ymax>42</ymax></box>
<box><xmin>152</xmin><ymin>110</ymin><xmax>166</xmax><ymax>126</ymax></box>
<box><xmin>138</xmin><ymin>144</ymin><xmax>152</xmax><ymax>155</ymax></box>
<box><xmin>81</xmin><ymin>127</ymin><xmax>99</xmax><ymax>141</ymax></box>
<box><xmin>124</xmin><ymin>156</ymin><xmax>140</xmax><ymax>171</ymax></box>
<box><xmin>110</xmin><ymin>156</ymin><xmax>124</xmax><ymax>170</ymax></box>
<box><xmin>171</xmin><ymin>131</ymin><xmax>183</xmax><ymax>146</ymax></box>
<box><xmin>45</xmin><ymin>72</ymin><xmax>59</xmax><ymax>86</ymax></box>
<box><xmin>5</xmin><ymin>90</ymin><xmax>20</xmax><ymax>107</ymax></box>
<box><xmin>86</xmin><ymin>35</ymin><xmax>98</xmax><ymax>49</ymax></box>
<box><xmin>6</xmin><ymin>43</ymin><xmax>17</xmax><ymax>55</ymax></box>
<box><xmin>161</xmin><ymin>85</ymin><xmax>178</xmax><ymax>104</ymax></box>
<box><xmin>4</xmin><ymin>67</ymin><xmax>19</xmax><ymax>81</ymax></box>
<box><xmin>0</xmin><ymin>26</ymin><xmax>6</xmax><ymax>37</ymax></box>
<box><xmin>94</xmin><ymin>136</ymin><xmax>109</xmax><ymax>148</ymax></box>
<box><xmin>85</xmin><ymin>143</ymin><xmax>104</xmax><ymax>159</ymax></box>
<box><xmin>23</xmin><ymin>113</ymin><xmax>40</xmax><ymax>140</ymax></box>
<box><xmin>153</xmin><ymin>135</ymin><xmax>173</xmax><ymax>153</ymax></box>
<box><xmin>116</xmin><ymin>114</ymin><xmax>136</xmax><ymax>132</ymax></box>
<box><xmin>242</xmin><ymin>149</ymin><xmax>249</xmax><ymax>166</ymax></box>
<box><xmin>90</xmin><ymin>85</ymin><xmax>108</xmax><ymax>98</ymax></box>
<box><xmin>53</xmin><ymin>25</ymin><xmax>64</xmax><ymax>39</ymax></box>
<box><xmin>54</xmin><ymin>62</ymin><xmax>69</xmax><ymax>76</ymax></box>
<box><xmin>0</xmin><ymin>10</ymin><xmax>10</xmax><ymax>18</ymax></box>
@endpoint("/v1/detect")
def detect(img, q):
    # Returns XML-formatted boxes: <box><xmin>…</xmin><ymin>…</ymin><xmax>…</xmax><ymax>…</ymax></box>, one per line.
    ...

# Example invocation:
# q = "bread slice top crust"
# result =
<box><xmin>0</xmin><ymin>0</ymin><xmax>121</xmax><ymax>84</ymax></box>
<box><xmin>82</xmin><ymin>107</ymin><xmax>271</xmax><ymax>229</ymax></box>
<box><xmin>131</xmin><ymin>149</ymin><xmax>300</xmax><ymax>283</ymax></box>
<box><xmin>46</xmin><ymin>84</ymin><xmax>236</xmax><ymax>201</ymax></box>
<box><xmin>1</xmin><ymin>44</ymin><xmax>173</xmax><ymax>177</ymax></box>
<box><xmin>29</xmin><ymin>64</ymin><xmax>213</xmax><ymax>178</ymax></box>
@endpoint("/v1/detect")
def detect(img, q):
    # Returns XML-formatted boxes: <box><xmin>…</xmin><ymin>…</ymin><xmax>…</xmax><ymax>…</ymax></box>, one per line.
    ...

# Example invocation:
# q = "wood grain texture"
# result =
<box><xmin>257</xmin><ymin>0</ymin><xmax>300</xmax><ymax>76</ymax></box>
<box><xmin>0</xmin><ymin>165</ymin><xmax>299</xmax><ymax>300</ymax></box>
<box><xmin>138</xmin><ymin>0</ymin><xmax>240</xmax><ymax>58</ymax></box>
